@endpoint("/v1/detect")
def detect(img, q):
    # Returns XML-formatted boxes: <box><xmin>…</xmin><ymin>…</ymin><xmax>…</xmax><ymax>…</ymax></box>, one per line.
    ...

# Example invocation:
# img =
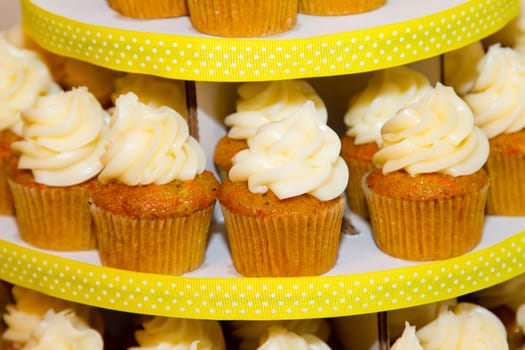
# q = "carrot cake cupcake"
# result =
<box><xmin>7</xmin><ymin>87</ymin><xmax>108</xmax><ymax>250</ymax></box>
<box><xmin>218</xmin><ymin>100</ymin><xmax>348</xmax><ymax>277</ymax></box>
<box><xmin>364</xmin><ymin>83</ymin><xmax>489</xmax><ymax>261</ymax></box>
<box><xmin>214</xmin><ymin>79</ymin><xmax>327</xmax><ymax>181</ymax></box>
<box><xmin>463</xmin><ymin>44</ymin><xmax>525</xmax><ymax>215</ymax></box>
<box><xmin>0</xmin><ymin>36</ymin><xmax>60</xmax><ymax>215</ymax></box>
<box><xmin>90</xmin><ymin>92</ymin><xmax>218</xmax><ymax>275</ymax></box>
<box><xmin>107</xmin><ymin>0</ymin><xmax>188</xmax><ymax>19</ymax></box>
<box><xmin>341</xmin><ymin>66</ymin><xmax>432</xmax><ymax>218</ymax></box>
<box><xmin>299</xmin><ymin>0</ymin><xmax>385</xmax><ymax>15</ymax></box>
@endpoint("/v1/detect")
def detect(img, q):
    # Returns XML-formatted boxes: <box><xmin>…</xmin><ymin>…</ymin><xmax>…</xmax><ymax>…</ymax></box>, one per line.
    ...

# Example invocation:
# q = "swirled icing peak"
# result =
<box><xmin>463</xmin><ymin>44</ymin><xmax>525</xmax><ymax>138</ymax></box>
<box><xmin>373</xmin><ymin>83</ymin><xmax>489</xmax><ymax>176</ymax></box>
<box><xmin>231</xmin><ymin>319</ymin><xmax>331</xmax><ymax>350</ymax></box>
<box><xmin>98</xmin><ymin>92</ymin><xmax>205</xmax><ymax>185</ymax></box>
<box><xmin>11</xmin><ymin>87</ymin><xmax>109</xmax><ymax>186</ymax></box>
<box><xmin>0</xmin><ymin>37</ymin><xmax>60</xmax><ymax>136</ymax></box>
<box><xmin>390</xmin><ymin>323</ymin><xmax>423</xmax><ymax>350</ymax></box>
<box><xmin>225</xmin><ymin>80</ymin><xmax>327</xmax><ymax>139</ymax></box>
<box><xmin>416</xmin><ymin>302</ymin><xmax>509</xmax><ymax>350</ymax></box>
<box><xmin>257</xmin><ymin>327</ymin><xmax>331</xmax><ymax>350</ymax></box>
<box><xmin>129</xmin><ymin>316</ymin><xmax>225</xmax><ymax>350</ymax></box>
<box><xmin>344</xmin><ymin>66</ymin><xmax>432</xmax><ymax>145</ymax></box>
<box><xmin>23</xmin><ymin>310</ymin><xmax>103</xmax><ymax>350</ymax></box>
<box><xmin>229</xmin><ymin>100</ymin><xmax>348</xmax><ymax>201</ymax></box>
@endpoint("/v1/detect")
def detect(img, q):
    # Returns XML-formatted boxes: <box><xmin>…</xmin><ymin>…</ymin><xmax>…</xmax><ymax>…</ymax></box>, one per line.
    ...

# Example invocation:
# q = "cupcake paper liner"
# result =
<box><xmin>299</xmin><ymin>0</ymin><xmax>386</xmax><ymax>15</ymax></box>
<box><xmin>485</xmin><ymin>152</ymin><xmax>525</xmax><ymax>215</ymax></box>
<box><xmin>90</xmin><ymin>203</ymin><xmax>215</xmax><ymax>275</ymax></box>
<box><xmin>187</xmin><ymin>0</ymin><xmax>298</xmax><ymax>37</ymax></box>
<box><xmin>220</xmin><ymin>197</ymin><xmax>344</xmax><ymax>277</ymax></box>
<box><xmin>0</xmin><ymin>165</ymin><xmax>14</xmax><ymax>215</ymax></box>
<box><xmin>364</xmin><ymin>182</ymin><xmax>488</xmax><ymax>261</ymax></box>
<box><xmin>7</xmin><ymin>179</ymin><xmax>96</xmax><ymax>251</ymax></box>
<box><xmin>107</xmin><ymin>0</ymin><xmax>188</xmax><ymax>19</ymax></box>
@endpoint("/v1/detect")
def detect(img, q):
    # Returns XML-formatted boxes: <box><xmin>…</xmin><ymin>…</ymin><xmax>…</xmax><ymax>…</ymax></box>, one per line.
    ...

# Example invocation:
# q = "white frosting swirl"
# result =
<box><xmin>129</xmin><ymin>316</ymin><xmax>225</xmax><ymax>350</ymax></box>
<box><xmin>463</xmin><ymin>44</ymin><xmax>525</xmax><ymax>138</ymax></box>
<box><xmin>443</xmin><ymin>41</ymin><xmax>485</xmax><ymax>95</ymax></box>
<box><xmin>229</xmin><ymin>100</ymin><xmax>348</xmax><ymax>201</ymax></box>
<box><xmin>231</xmin><ymin>319</ymin><xmax>331</xmax><ymax>350</ymax></box>
<box><xmin>98</xmin><ymin>92</ymin><xmax>205</xmax><ymax>185</ymax></box>
<box><xmin>22</xmin><ymin>310</ymin><xmax>103</xmax><ymax>350</ymax></box>
<box><xmin>416</xmin><ymin>302</ymin><xmax>509</xmax><ymax>350</ymax></box>
<box><xmin>344</xmin><ymin>66</ymin><xmax>432</xmax><ymax>145</ymax></box>
<box><xmin>390</xmin><ymin>323</ymin><xmax>423</xmax><ymax>350</ymax></box>
<box><xmin>0</xmin><ymin>37</ymin><xmax>60</xmax><ymax>136</ymax></box>
<box><xmin>257</xmin><ymin>327</ymin><xmax>331</xmax><ymax>350</ymax></box>
<box><xmin>11</xmin><ymin>87</ymin><xmax>109</xmax><ymax>186</ymax></box>
<box><xmin>373</xmin><ymin>83</ymin><xmax>489</xmax><ymax>176</ymax></box>
<box><xmin>225</xmin><ymin>80</ymin><xmax>327</xmax><ymax>139</ymax></box>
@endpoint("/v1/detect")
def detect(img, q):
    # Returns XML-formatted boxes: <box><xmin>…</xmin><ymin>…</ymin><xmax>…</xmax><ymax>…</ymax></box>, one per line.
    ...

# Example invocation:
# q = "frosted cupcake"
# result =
<box><xmin>364</xmin><ymin>83</ymin><xmax>489</xmax><ymax>261</ymax></box>
<box><xmin>214</xmin><ymin>80</ymin><xmax>327</xmax><ymax>181</ymax></box>
<box><xmin>21</xmin><ymin>310</ymin><xmax>103</xmax><ymax>350</ymax></box>
<box><xmin>443</xmin><ymin>41</ymin><xmax>485</xmax><ymax>95</ymax></box>
<box><xmin>128</xmin><ymin>316</ymin><xmax>225</xmax><ymax>350</ymax></box>
<box><xmin>111</xmin><ymin>73</ymin><xmax>186</xmax><ymax>117</ymax></box>
<box><xmin>90</xmin><ymin>92</ymin><xmax>218</xmax><ymax>275</ymax></box>
<box><xmin>0</xmin><ymin>37</ymin><xmax>60</xmax><ymax>215</ymax></box>
<box><xmin>2</xmin><ymin>286</ymin><xmax>104</xmax><ymax>349</ymax></box>
<box><xmin>463</xmin><ymin>44</ymin><xmax>525</xmax><ymax>215</ymax></box>
<box><xmin>341</xmin><ymin>66</ymin><xmax>432</xmax><ymax>218</ymax></box>
<box><xmin>256</xmin><ymin>327</ymin><xmax>332</xmax><ymax>350</ymax></box>
<box><xmin>218</xmin><ymin>100</ymin><xmax>348</xmax><ymax>277</ymax></box>
<box><xmin>7</xmin><ymin>87</ymin><xmax>109</xmax><ymax>250</ymax></box>
<box><xmin>229</xmin><ymin>319</ymin><xmax>331</xmax><ymax>350</ymax></box>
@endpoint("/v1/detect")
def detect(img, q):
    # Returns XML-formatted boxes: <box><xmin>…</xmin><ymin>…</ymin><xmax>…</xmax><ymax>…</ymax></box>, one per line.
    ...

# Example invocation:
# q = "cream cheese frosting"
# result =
<box><xmin>416</xmin><ymin>302</ymin><xmax>509</xmax><ymax>350</ymax></box>
<box><xmin>230</xmin><ymin>320</ymin><xmax>331</xmax><ymax>350</ymax></box>
<box><xmin>23</xmin><ymin>310</ymin><xmax>103</xmax><ymax>350</ymax></box>
<box><xmin>229</xmin><ymin>100</ymin><xmax>348</xmax><ymax>201</ymax></box>
<box><xmin>225</xmin><ymin>80</ymin><xmax>327</xmax><ymax>140</ymax></box>
<box><xmin>463</xmin><ymin>44</ymin><xmax>525</xmax><ymax>138</ymax></box>
<box><xmin>129</xmin><ymin>316</ymin><xmax>225</xmax><ymax>350</ymax></box>
<box><xmin>443</xmin><ymin>41</ymin><xmax>485</xmax><ymax>96</ymax></box>
<box><xmin>0</xmin><ymin>36</ymin><xmax>60</xmax><ymax>136</ymax></box>
<box><xmin>344</xmin><ymin>66</ymin><xmax>432</xmax><ymax>146</ymax></box>
<box><xmin>98</xmin><ymin>92</ymin><xmax>205</xmax><ymax>185</ymax></box>
<box><xmin>256</xmin><ymin>327</ymin><xmax>331</xmax><ymax>350</ymax></box>
<box><xmin>11</xmin><ymin>86</ymin><xmax>109</xmax><ymax>186</ymax></box>
<box><xmin>373</xmin><ymin>83</ymin><xmax>489</xmax><ymax>176</ymax></box>
<box><xmin>390</xmin><ymin>323</ymin><xmax>423</xmax><ymax>350</ymax></box>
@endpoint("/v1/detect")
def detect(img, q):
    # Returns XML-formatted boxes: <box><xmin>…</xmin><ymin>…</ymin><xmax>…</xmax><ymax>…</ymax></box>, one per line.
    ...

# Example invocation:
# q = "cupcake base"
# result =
<box><xmin>299</xmin><ymin>0</ymin><xmax>386</xmax><ymax>15</ymax></box>
<box><xmin>218</xmin><ymin>181</ymin><xmax>345</xmax><ymax>277</ymax></box>
<box><xmin>107</xmin><ymin>0</ymin><xmax>188</xmax><ymax>19</ymax></box>
<box><xmin>364</xmin><ymin>170</ymin><xmax>488</xmax><ymax>261</ymax></box>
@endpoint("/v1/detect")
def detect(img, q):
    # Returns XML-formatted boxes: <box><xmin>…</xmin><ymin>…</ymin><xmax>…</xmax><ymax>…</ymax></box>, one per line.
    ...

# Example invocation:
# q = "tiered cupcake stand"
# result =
<box><xmin>1</xmin><ymin>0</ymin><xmax>524</xmax><ymax>348</ymax></box>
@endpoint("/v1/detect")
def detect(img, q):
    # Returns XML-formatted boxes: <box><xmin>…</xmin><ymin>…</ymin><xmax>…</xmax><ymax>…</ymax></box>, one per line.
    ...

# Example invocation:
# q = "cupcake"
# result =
<box><xmin>107</xmin><ymin>0</ymin><xmax>188</xmax><ymax>19</ymax></box>
<box><xmin>89</xmin><ymin>92</ymin><xmax>218</xmax><ymax>275</ymax></box>
<box><xmin>341</xmin><ymin>66</ymin><xmax>432</xmax><ymax>218</ymax></box>
<box><xmin>390</xmin><ymin>323</ymin><xmax>422</xmax><ymax>350</ymax></box>
<box><xmin>415</xmin><ymin>302</ymin><xmax>509</xmax><ymax>349</ymax></box>
<box><xmin>214</xmin><ymin>80</ymin><xmax>327</xmax><ymax>181</ymax></box>
<box><xmin>229</xmin><ymin>319</ymin><xmax>331</xmax><ymax>350</ymax></box>
<box><xmin>463</xmin><ymin>44</ymin><xmax>525</xmax><ymax>215</ymax></box>
<box><xmin>187</xmin><ymin>0</ymin><xmax>298</xmax><ymax>37</ymax></box>
<box><xmin>443</xmin><ymin>41</ymin><xmax>485</xmax><ymax>96</ymax></box>
<box><xmin>364</xmin><ymin>83</ymin><xmax>489</xmax><ymax>261</ymax></box>
<box><xmin>127</xmin><ymin>316</ymin><xmax>225</xmax><ymax>350</ymax></box>
<box><xmin>21</xmin><ymin>310</ymin><xmax>104</xmax><ymax>350</ymax></box>
<box><xmin>2</xmin><ymin>286</ymin><xmax>104</xmax><ymax>349</ymax></box>
<box><xmin>218</xmin><ymin>100</ymin><xmax>348</xmax><ymax>277</ymax></box>
<box><xmin>298</xmin><ymin>0</ymin><xmax>386</xmax><ymax>16</ymax></box>
<box><xmin>0</xmin><ymin>36</ymin><xmax>60</xmax><ymax>215</ymax></box>
<box><xmin>111</xmin><ymin>73</ymin><xmax>187</xmax><ymax>117</ymax></box>
<box><xmin>7</xmin><ymin>87</ymin><xmax>109</xmax><ymax>251</ymax></box>
<box><xmin>256</xmin><ymin>327</ymin><xmax>332</xmax><ymax>350</ymax></box>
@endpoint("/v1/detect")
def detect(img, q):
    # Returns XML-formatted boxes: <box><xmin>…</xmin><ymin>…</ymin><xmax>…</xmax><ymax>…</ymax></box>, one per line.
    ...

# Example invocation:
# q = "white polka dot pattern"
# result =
<box><xmin>20</xmin><ymin>0</ymin><xmax>519</xmax><ymax>82</ymax></box>
<box><xmin>1</xmin><ymin>231</ymin><xmax>525</xmax><ymax>320</ymax></box>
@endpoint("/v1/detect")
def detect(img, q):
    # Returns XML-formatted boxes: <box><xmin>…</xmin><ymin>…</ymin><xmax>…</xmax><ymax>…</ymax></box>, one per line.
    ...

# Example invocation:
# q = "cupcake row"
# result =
<box><xmin>105</xmin><ymin>0</ymin><xmax>386</xmax><ymax>38</ymax></box>
<box><xmin>3</xmin><ymin>277</ymin><xmax>525</xmax><ymax>349</ymax></box>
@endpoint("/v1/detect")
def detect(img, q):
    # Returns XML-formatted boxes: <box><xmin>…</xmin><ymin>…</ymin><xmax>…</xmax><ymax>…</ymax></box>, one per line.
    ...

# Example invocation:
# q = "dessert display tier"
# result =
<box><xmin>21</xmin><ymin>0</ymin><xmax>519</xmax><ymax>82</ymax></box>
<box><xmin>1</xmin><ymin>214</ymin><xmax>525</xmax><ymax>320</ymax></box>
